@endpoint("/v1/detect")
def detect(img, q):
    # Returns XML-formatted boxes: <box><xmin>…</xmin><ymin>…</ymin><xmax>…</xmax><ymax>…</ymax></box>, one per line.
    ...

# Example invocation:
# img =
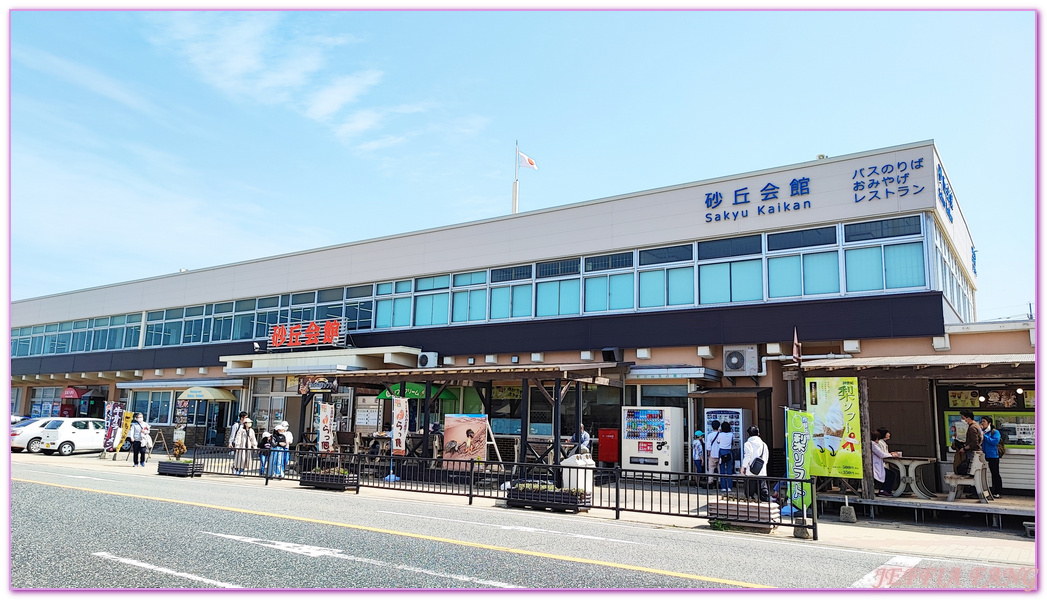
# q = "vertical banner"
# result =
<box><xmin>785</xmin><ymin>408</ymin><xmax>814</xmax><ymax>514</ymax></box>
<box><xmin>102</xmin><ymin>402</ymin><xmax>123</xmax><ymax>451</ymax></box>
<box><xmin>443</xmin><ymin>414</ymin><xmax>488</xmax><ymax>470</ymax></box>
<box><xmin>315</xmin><ymin>403</ymin><xmax>334</xmax><ymax>453</ymax></box>
<box><xmin>391</xmin><ymin>396</ymin><xmax>409</xmax><ymax>456</ymax></box>
<box><xmin>806</xmin><ymin>377</ymin><xmax>863</xmax><ymax>478</ymax></box>
<box><xmin>117</xmin><ymin>410</ymin><xmax>134</xmax><ymax>452</ymax></box>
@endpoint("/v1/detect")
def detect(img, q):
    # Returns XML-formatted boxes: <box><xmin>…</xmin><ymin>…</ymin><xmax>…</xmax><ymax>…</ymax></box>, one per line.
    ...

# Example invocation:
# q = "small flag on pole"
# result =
<box><xmin>518</xmin><ymin>151</ymin><xmax>538</xmax><ymax>170</ymax></box>
<box><xmin>792</xmin><ymin>327</ymin><xmax>802</xmax><ymax>367</ymax></box>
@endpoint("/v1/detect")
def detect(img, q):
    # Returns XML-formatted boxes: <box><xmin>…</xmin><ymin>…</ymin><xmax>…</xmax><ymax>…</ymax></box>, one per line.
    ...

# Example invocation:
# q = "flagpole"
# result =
<box><xmin>512</xmin><ymin>140</ymin><xmax>519</xmax><ymax>214</ymax></box>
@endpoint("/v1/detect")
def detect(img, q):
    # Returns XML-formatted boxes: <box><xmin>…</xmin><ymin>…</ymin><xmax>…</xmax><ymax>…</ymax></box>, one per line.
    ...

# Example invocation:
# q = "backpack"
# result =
<box><xmin>997</xmin><ymin>431</ymin><xmax>1007</xmax><ymax>456</ymax></box>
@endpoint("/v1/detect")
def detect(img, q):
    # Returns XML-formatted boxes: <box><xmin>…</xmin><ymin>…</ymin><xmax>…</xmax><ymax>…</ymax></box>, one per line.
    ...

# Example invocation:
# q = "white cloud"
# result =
<box><xmin>356</xmin><ymin>136</ymin><xmax>407</xmax><ymax>152</ymax></box>
<box><xmin>336</xmin><ymin>109</ymin><xmax>384</xmax><ymax>139</ymax></box>
<box><xmin>304</xmin><ymin>70</ymin><xmax>383</xmax><ymax>121</ymax></box>
<box><xmin>12</xmin><ymin>44</ymin><xmax>158</xmax><ymax>116</ymax></box>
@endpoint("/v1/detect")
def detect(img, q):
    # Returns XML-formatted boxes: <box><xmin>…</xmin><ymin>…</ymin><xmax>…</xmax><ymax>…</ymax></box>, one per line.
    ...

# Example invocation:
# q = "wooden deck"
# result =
<box><xmin>818</xmin><ymin>492</ymin><xmax>1034</xmax><ymax>528</ymax></box>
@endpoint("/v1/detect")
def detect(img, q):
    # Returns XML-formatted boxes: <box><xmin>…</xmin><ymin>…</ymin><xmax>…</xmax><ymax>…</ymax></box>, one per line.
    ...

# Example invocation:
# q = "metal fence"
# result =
<box><xmin>190</xmin><ymin>446</ymin><xmax>816</xmax><ymax>539</ymax></box>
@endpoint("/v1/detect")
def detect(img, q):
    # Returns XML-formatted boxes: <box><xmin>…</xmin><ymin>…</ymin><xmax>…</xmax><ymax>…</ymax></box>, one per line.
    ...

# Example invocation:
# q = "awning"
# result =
<box><xmin>117</xmin><ymin>379</ymin><xmax>244</xmax><ymax>390</ymax></box>
<box><xmin>60</xmin><ymin>387</ymin><xmax>89</xmax><ymax>399</ymax></box>
<box><xmin>377</xmin><ymin>382</ymin><xmax>459</xmax><ymax>400</ymax></box>
<box><xmin>177</xmin><ymin>386</ymin><xmax>237</xmax><ymax>401</ymax></box>
<box><xmin>688</xmin><ymin>387</ymin><xmax>772</xmax><ymax>398</ymax></box>
<box><xmin>802</xmin><ymin>354</ymin><xmax>1034</xmax><ymax>370</ymax></box>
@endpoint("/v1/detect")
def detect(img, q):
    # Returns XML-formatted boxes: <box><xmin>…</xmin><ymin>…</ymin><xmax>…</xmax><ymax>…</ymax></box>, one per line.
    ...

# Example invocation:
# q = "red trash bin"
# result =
<box><xmin>598</xmin><ymin>428</ymin><xmax>619</xmax><ymax>463</ymax></box>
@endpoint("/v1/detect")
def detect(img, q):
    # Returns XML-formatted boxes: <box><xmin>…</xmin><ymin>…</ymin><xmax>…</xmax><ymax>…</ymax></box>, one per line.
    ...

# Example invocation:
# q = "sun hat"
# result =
<box><xmin>694</xmin><ymin>430</ymin><xmax>704</xmax><ymax>437</ymax></box>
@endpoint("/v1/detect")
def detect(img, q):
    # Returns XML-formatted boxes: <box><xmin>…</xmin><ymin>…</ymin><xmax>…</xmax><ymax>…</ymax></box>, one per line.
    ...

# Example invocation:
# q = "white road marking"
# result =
<box><xmin>377</xmin><ymin>511</ymin><xmax>650</xmax><ymax>545</ymax></box>
<box><xmin>850</xmin><ymin>555</ymin><xmax>923</xmax><ymax>588</ymax></box>
<box><xmin>92</xmin><ymin>552</ymin><xmax>241</xmax><ymax>588</ymax></box>
<box><xmin>203</xmin><ymin>531</ymin><xmax>522</xmax><ymax>588</ymax></box>
<box><xmin>66</xmin><ymin>475</ymin><xmax>118</xmax><ymax>482</ymax></box>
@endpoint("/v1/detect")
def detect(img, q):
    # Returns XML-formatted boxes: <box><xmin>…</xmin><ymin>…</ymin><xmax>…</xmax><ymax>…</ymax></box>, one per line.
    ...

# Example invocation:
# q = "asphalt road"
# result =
<box><xmin>10</xmin><ymin>454</ymin><xmax>1035</xmax><ymax>591</ymax></box>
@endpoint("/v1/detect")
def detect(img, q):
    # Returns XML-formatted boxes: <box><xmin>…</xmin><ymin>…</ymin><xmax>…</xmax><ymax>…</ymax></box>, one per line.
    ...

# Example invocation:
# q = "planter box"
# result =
<box><xmin>299</xmin><ymin>472</ymin><xmax>359</xmax><ymax>491</ymax></box>
<box><xmin>157</xmin><ymin>461</ymin><xmax>203</xmax><ymax>477</ymax></box>
<box><xmin>505</xmin><ymin>489</ymin><xmax>592</xmax><ymax>513</ymax></box>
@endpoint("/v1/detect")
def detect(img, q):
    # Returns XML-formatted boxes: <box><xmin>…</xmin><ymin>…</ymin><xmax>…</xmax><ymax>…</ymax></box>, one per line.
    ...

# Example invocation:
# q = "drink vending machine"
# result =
<box><xmin>620</xmin><ymin>406</ymin><xmax>686</xmax><ymax>478</ymax></box>
<box><xmin>703</xmin><ymin>408</ymin><xmax>752</xmax><ymax>470</ymax></box>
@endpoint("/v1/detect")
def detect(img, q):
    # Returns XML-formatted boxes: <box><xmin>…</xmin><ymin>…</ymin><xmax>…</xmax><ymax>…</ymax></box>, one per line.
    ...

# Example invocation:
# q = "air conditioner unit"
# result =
<box><xmin>723</xmin><ymin>345</ymin><xmax>759</xmax><ymax>377</ymax></box>
<box><xmin>417</xmin><ymin>352</ymin><xmax>439</xmax><ymax>368</ymax></box>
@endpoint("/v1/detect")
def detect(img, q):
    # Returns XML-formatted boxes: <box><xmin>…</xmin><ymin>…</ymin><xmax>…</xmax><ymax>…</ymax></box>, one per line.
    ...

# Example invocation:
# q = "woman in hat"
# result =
<box><xmin>232</xmin><ymin>417</ymin><xmax>257</xmax><ymax>475</ymax></box>
<box><xmin>270</xmin><ymin>421</ymin><xmax>293</xmax><ymax>478</ymax></box>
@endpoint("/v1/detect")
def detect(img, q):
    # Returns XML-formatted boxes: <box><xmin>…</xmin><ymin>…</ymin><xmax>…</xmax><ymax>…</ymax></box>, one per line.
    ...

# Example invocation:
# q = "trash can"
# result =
<box><xmin>561</xmin><ymin>453</ymin><xmax>595</xmax><ymax>492</ymax></box>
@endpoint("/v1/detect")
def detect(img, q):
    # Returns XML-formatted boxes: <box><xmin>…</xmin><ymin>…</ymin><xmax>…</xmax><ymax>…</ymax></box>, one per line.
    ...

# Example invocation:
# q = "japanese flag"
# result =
<box><xmin>518</xmin><ymin>151</ymin><xmax>538</xmax><ymax>170</ymax></box>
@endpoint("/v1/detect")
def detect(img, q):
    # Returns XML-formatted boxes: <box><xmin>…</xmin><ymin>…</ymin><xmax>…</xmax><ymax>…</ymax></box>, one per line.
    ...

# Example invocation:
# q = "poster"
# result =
<box><xmin>985</xmin><ymin>389</ymin><xmax>1019</xmax><ymax>409</ymax></box>
<box><xmin>948</xmin><ymin>390</ymin><xmax>980</xmax><ymax>408</ymax></box>
<box><xmin>315</xmin><ymin>402</ymin><xmax>334</xmax><ymax>453</ymax></box>
<box><xmin>1023</xmin><ymin>390</ymin><xmax>1035</xmax><ymax>408</ymax></box>
<box><xmin>805</xmin><ymin>377</ymin><xmax>863</xmax><ymax>479</ymax></box>
<box><xmin>784</xmin><ymin>408</ymin><xmax>814</xmax><ymax>513</ymax></box>
<box><xmin>443</xmin><ymin>414</ymin><xmax>488</xmax><ymax>470</ymax></box>
<box><xmin>102</xmin><ymin>402</ymin><xmax>124</xmax><ymax>451</ymax></box>
<box><xmin>174</xmin><ymin>399</ymin><xmax>189</xmax><ymax>426</ymax></box>
<box><xmin>391</xmin><ymin>396</ymin><xmax>409</xmax><ymax>456</ymax></box>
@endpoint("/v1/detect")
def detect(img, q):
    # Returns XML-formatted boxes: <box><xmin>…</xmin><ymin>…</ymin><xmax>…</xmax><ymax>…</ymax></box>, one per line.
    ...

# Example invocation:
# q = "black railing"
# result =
<box><xmin>189</xmin><ymin>446</ymin><xmax>817</xmax><ymax>539</ymax></box>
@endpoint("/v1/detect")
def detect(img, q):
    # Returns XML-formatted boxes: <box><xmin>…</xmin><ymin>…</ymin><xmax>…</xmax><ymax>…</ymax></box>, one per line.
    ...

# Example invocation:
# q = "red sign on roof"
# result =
<box><xmin>270</xmin><ymin>320</ymin><xmax>341</xmax><ymax>349</ymax></box>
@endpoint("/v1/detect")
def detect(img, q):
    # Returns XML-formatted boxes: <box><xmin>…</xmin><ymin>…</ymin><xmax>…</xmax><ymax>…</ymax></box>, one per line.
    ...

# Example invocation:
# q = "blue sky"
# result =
<box><xmin>9</xmin><ymin>10</ymin><xmax>1037</xmax><ymax>321</ymax></box>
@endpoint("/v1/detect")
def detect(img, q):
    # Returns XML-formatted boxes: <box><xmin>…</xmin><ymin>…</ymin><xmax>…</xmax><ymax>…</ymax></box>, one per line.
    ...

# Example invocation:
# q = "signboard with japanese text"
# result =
<box><xmin>785</xmin><ymin>408</ymin><xmax>814</xmax><ymax>514</ymax></box>
<box><xmin>270</xmin><ymin>319</ymin><xmax>341</xmax><ymax>349</ymax></box>
<box><xmin>391</xmin><ymin>396</ymin><xmax>409</xmax><ymax>456</ymax></box>
<box><xmin>805</xmin><ymin>377</ymin><xmax>863</xmax><ymax>479</ymax></box>
<box><xmin>315</xmin><ymin>403</ymin><xmax>334</xmax><ymax>453</ymax></box>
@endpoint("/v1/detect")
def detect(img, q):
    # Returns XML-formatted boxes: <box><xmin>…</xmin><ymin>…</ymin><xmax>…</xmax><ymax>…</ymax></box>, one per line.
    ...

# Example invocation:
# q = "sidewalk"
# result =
<box><xmin>16</xmin><ymin>452</ymin><xmax>1036</xmax><ymax>566</ymax></box>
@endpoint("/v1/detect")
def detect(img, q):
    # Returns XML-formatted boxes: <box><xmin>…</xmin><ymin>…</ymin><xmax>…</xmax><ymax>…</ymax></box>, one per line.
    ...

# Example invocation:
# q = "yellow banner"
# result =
<box><xmin>805</xmin><ymin>377</ymin><xmax>863</xmax><ymax>479</ymax></box>
<box><xmin>116</xmin><ymin>410</ymin><xmax>134</xmax><ymax>453</ymax></box>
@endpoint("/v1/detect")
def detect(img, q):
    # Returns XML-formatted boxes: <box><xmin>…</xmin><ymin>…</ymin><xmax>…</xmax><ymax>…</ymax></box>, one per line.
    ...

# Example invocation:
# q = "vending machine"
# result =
<box><xmin>620</xmin><ymin>406</ymin><xmax>687</xmax><ymax>478</ymax></box>
<box><xmin>703</xmin><ymin>408</ymin><xmax>752</xmax><ymax>470</ymax></box>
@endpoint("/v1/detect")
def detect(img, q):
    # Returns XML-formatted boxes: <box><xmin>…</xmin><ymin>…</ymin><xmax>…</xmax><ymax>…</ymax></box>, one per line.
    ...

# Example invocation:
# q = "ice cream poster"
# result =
<box><xmin>784</xmin><ymin>408</ymin><xmax>814</xmax><ymax>512</ymax></box>
<box><xmin>806</xmin><ymin>377</ymin><xmax>863</xmax><ymax>479</ymax></box>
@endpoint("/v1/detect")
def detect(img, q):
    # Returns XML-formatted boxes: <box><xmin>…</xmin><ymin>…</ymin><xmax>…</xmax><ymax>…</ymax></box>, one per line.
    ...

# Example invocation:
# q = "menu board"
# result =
<box><xmin>944</xmin><ymin>411</ymin><xmax>1035</xmax><ymax>449</ymax></box>
<box><xmin>174</xmin><ymin>399</ymin><xmax>190</xmax><ymax>426</ymax></box>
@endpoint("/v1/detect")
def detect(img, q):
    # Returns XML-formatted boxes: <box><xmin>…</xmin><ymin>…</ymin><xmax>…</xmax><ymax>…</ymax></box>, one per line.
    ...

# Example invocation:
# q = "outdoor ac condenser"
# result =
<box><xmin>417</xmin><ymin>352</ymin><xmax>439</xmax><ymax>368</ymax></box>
<box><xmin>722</xmin><ymin>345</ymin><xmax>758</xmax><ymax>376</ymax></box>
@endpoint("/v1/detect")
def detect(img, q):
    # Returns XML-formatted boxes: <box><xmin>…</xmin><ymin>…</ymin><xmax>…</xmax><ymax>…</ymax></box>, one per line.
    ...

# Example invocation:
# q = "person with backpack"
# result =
<box><xmin>232</xmin><ymin>418</ymin><xmax>257</xmax><ymax>475</ymax></box>
<box><xmin>980</xmin><ymin>416</ymin><xmax>1003</xmax><ymax>498</ymax></box>
<box><xmin>705</xmin><ymin>420</ymin><xmax>721</xmax><ymax>487</ymax></box>
<box><xmin>270</xmin><ymin>422</ymin><xmax>293</xmax><ymax>479</ymax></box>
<box><xmin>741</xmin><ymin>425</ymin><xmax>770</xmax><ymax>501</ymax></box>
<box><xmin>258</xmin><ymin>430</ymin><xmax>272</xmax><ymax>476</ymax></box>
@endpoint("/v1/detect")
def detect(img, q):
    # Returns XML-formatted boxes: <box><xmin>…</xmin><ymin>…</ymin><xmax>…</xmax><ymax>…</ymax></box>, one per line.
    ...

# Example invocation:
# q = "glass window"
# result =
<box><xmin>110</xmin><ymin>315</ymin><xmax>126</xmax><ymax>326</ymax></box>
<box><xmin>347</xmin><ymin>285</ymin><xmax>372</xmax><ymax>299</ymax></box>
<box><xmin>394</xmin><ymin>280</ymin><xmax>412</xmax><ymax>294</ymax></box>
<box><xmin>845</xmin><ymin>247</ymin><xmax>884</xmax><ymax>291</ymax></box>
<box><xmin>234</xmin><ymin>299</ymin><xmax>255</xmax><ymax>312</ymax></box>
<box><xmin>698</xmin><ymin>235</ymin><xmax>761</xmax><ymax>260</ymax></box>
<box><xmin>639</xmin><ymin>271</ymin><xmax>665</xmax><ymax>308</ymax></box>
<box><xmin>92</xmin><ymin>317</ymin><xmax>110</xmax><ymax>327</ymax></box>
<box><xmin>490</xmin><ymin>284</ymin><xmax>532</xmax><ymax>319</ymax></box>
<box><xmin>147</xmin><ymin>311</ymin><xmax>164</xmax><ymax>322</ymax></box>
<box><xmin>212</xmin><ymin>316</ymin><xmax>233</xmax><ymax>341</ymax></box>
<box><xmin>184</xmin><ymin>306</ymin><xmax>205</xmax><ymax>317</ymax></box>
<box><xmin>730</xmin><ymin>260</ymin><xmax>763</xmax><ymax>302</ymax></box>
<box><xmin>393</xmin><ymin>297</ymin><xmax>411</xmax><ymax>326</ymax></box>
<box><xmin>91</xmin><ymin>329</ymin><xmax>109</xmax><ymax>350</ymax></box>
<box><xmin>345</xmin><ymin>302</ymin><xmax>372</xmax><ymax>330</ymax></box>
<box><xmin>232</xmin><ymin>315</ymin><xmax>254</xmax><ymax>340</ymax></box>
<box><xmin>608</xmin><ymin>273</ymin><xmax>635</xmax><ymax>310</ymax></box>
<box><xmin>452</xmin><ymin>289</ymin><xmax>487</xmax><ymax>322</ymax></box>
<box><xmin>291</xmin><ymin>292</ymin><xmax>316</xmax><ymax>305</ymax></box>
<box><xmin>213</xmin><ymin>302</ymin><xmax>234</xmax><ymax>314</ymax></box>
<box><xmin>415</xmin><ymin>276</ymin><xmax>450</xmax><ymax>291</ymax></box>
<box><xmin>844</xmin><ymin>216</ymin><xmax>921</xmax><ymax>242</ymax></box>
<box><xmin>316</xmin><ymin>304</ymin><xmax>343</xmax><ymax>320</ymax></box>
<box><xmin>640</xmin><ymin>244</ymin><xmax>693</xmax><ymax>266</ymax></box>
<box><xmin>491</xmin><ymin>265</ymin><xmax>532</xmax><ymax>283</ymax></box>
<box><xmin>699</xmin><ymin>263</ymin><xmax>730</xmax><ymax>304</ymax></box>
<box><xmin>667</xmin><ymin>267</ymin><xmax>695</xmax><ymax>305</ymax></box>
<box><xmin>640</xmin><ymin>268</ymin><xmax>693</xmax><ymax>307</ymax></box>
<box><xmin>803</xmin><ymin>251</ymin><xmax>840</xmax><ymax>295</ymax></box>
<box><xmin>317</xmin><ymin>288</ymin><xmax>344</xmax><ymax>303</ymax></box>
<box><xmin>73</xmin><ymin>320</ymin><xmax>88</xmax><ymax>330</ymax></box>
<box><xmin>768</xmin><ymin>255</ymin><xmax>802</xmax><ymax>298</ymax></box>
<box><xmin>106</xmin><ymin>327</ymin><xmax>124</xmax><ymax>350</ymax></box>
<box><xmin>125</xmin><ymin>313</ymin><xmax>142</xmax><ymax>323</ymax></box>
<box><xmin>414</xmin><ymin>293</ymin><xmax>449</xmax><ymax>326</ymax></box>
<box><xmin>767</xmin><ymin>226</ymin><xmax>836</xmax><ymax>251</ymax></box>
<box><xmin>257</xmin><ymin>296</ymin><xmax>279</xmax><ymax>309</ymax></box>
<box><xmin>376</xmin><ymin>282</ymin><xmax>394</xmax><ymax>296</ymax></box>
<box><xmin>165</xmin><ymin>308</ymin><xmax>185</xmax><ymax>320</ymax></box>
<box><xmin>512</xmin><ymin>285</ymin><xmax>532</xmax><ymax>318</ymax></box>
<box><xmin>535</xmin><ymin>279</ymin><xmax>579</xmax><ymax>317</ymax></box>
<box><xmin>585</xmin><ymin>252</ymin><xmax>633</xmax><ymax>272</ymax></box>
<box><xmin>183</xmin><ymin>319</ymin><xmax>206</xmax><ymax>344</ymax></box>
<box><xmin>884</xmin><ymin>242</ymin><xmax>926</xmax><ymax>288</ymax></box>
<box><xmin>453</xmin><ymin>271</ymin><xmax>486</xmax><ymax>287</ymax></box>
<box><xmin>289</xmin><ymin>307</ymin><xmax>314</xmax><ymax>324</ymax></box>
<box><xmin>59</xmin><ymin>321</ymin><xmax>73</xmax><ymax>332</ymax></box>
<box><xmin>584</xmin><ymin>276</ymin><xmax>608</xmax><ymax>312</ymax></box>
<box><xmin>536</xmin><ymin>259</ymin><xmax>580</xmax><ymax>279</ymax></box>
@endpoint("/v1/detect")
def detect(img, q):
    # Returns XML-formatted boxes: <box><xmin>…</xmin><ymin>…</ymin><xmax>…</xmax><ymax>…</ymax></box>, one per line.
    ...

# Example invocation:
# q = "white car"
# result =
<box><xmin>40</xmin><ymin>418</ymin><xmax>107</xmax><ymax>456</ymax></box>
<box><xmin>10</xmin><ymin>418</ymin><xmax>56</xmax><ymax>453</ymax></box>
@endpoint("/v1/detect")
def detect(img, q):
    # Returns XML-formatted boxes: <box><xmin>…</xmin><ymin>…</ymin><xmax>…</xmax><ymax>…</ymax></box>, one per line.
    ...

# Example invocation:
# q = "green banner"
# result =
<box><xmin>806</xmin><ymin>376</ymin><xmax>863</xmax><ymax>479</ymax></box>
<box><xmin>785</xmin><ymin>408</ymin><xmax>814</xmax><ymax>513</ymax></box>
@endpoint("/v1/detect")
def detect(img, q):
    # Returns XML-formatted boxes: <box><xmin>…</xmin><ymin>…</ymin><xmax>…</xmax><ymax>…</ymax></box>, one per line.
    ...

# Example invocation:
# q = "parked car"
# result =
<box><xmin>11</xmin><ymin>415</ymin><xmax>28</xmax><ymax>425</ymax></box>
<box><xmin>10</xmin><ymin>418</ymin><xmax>54</xmax><ymax>453</ymax></box>
<box><xmin>40</xmin><ymin>418</ymin><xmax>107</xmax><ymax>456</ymax></box>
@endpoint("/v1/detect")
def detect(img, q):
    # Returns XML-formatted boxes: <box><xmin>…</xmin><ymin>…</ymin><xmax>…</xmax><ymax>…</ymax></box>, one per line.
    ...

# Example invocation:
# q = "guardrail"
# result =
<box><xmin>189</xmin><ymin>446</ymin><xmax>816</xmax><ymax>539</ymax></box>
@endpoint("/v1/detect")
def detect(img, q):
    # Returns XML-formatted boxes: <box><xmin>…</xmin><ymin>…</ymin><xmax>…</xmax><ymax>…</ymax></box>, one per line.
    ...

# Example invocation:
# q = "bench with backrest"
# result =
<box><xmin>944</xmin><ymin>450</ymin><xmax>992</xmax><ymax>503</ymax></box>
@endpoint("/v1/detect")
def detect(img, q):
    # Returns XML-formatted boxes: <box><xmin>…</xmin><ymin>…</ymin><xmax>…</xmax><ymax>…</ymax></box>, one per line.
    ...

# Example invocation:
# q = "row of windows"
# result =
<box><xmin>12</xmin><ymin>216</ymin><xmax>951</xmax><ymax>356</ymax></box>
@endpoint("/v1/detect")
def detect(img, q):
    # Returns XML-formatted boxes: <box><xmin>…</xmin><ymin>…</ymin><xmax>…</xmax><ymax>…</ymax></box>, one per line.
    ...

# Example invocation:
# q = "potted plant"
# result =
<box><xmin>505</xmin><ymin>482</ymin><xmax>592</xmax><ymax>512</ymax></box>
<box><xmin>157</xmin><ymin>457</ymin><xmax>202</xmax><ymax>477</ymax></box>
<box><xmin>300</xmin><ymin>466</ymin><xmax>358</xmax><ymax>491</ymax></box>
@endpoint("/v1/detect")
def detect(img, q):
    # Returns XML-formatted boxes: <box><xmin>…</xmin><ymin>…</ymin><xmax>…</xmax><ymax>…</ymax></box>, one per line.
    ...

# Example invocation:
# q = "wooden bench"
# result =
<box><xmin>944</xmin><ymin>451</ymin><xmax>992</xmax><ymax>503</ymax></box>
<box><xmin>708</xmin><ymin>497</ymin><xmax>781</xmax><ymax>531</ymax></box>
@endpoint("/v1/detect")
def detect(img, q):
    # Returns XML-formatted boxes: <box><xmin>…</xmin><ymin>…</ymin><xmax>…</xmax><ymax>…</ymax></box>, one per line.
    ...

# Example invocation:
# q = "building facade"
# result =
<box><xmin>11</xmin><ymin>140</ymin><xmax>1034</xmax><ymax>490</ymax></box>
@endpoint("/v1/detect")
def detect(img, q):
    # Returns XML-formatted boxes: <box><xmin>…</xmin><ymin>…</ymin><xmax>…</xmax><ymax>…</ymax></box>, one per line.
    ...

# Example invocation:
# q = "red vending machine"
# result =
<box><xmin>598</xmin><ymin>428</ymin><xmax>619</xmax><ymax>463</ymax></box>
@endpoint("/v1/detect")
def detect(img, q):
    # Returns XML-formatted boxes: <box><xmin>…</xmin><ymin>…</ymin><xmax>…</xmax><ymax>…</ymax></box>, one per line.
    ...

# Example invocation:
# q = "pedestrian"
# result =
<box><xmin>980</xmin><ymin>416</ymin><xmax>1003</xmax><ymax>498</ymax></box>
<box><xmin>870</xmin><ymin>430</ymin><xmax>900</xmax><ymax>496</ymax></box>
<box><xmin>876</xmin><ymin>427</ymin><xmax>892</xmax><ymax>455</ymax></box>
<box><xmin>228</xmin><ymin>411</ymin><xmax>248</xmax><ymax>448</ymax></box>
<box><xmin>258</xmin><ymin>430</ymin><xmax>272</xmax><ymax>476</ymax></box>
<box><xmin>960</xmin><ymin>409</ymin><xmax>984</xmax><ymax>455</ymax></box>
<box><xmin>569</xmin><ymin>423</ymin><xmax>590</xmax><ymax>456</ymax></box>
<box><xmin>713</xmin><ymin>421</ymin><xmax>735</xmax><ymax>495</ymax></box>
<box><xmin>705</xmin><ymin>419</ymin><xmax>721</xmax><ymax>484</ymax></box>
<box><xmin>129</xmin><ymin>413</ymin><xmax>150</xmax><ymax>467</ymax></box>
<box><xmin>741</xmin><ymin>425</ymin><xmax>769</xmax><ymax>501</ymax></box>
<box><xmin>270</xmin><ymin>421</ymin><xmax>293</xmax><ymax>478</ymax></box>
<box><xmin>691</xmin><ymin>430</ymin><xmax>705</xmax><ymax>486</ymax></box>
<box><xmin>232</xmin><ymin>418</ymin><xmax>257</xmax><ymax>475</ymax></box>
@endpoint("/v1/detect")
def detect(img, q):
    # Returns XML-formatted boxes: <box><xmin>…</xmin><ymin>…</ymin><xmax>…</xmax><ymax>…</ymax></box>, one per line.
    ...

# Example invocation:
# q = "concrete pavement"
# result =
<box><xmin>13</xmin><ymin>451</ymin><xmax>1036</xmax><ymax>567</ymax></box>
